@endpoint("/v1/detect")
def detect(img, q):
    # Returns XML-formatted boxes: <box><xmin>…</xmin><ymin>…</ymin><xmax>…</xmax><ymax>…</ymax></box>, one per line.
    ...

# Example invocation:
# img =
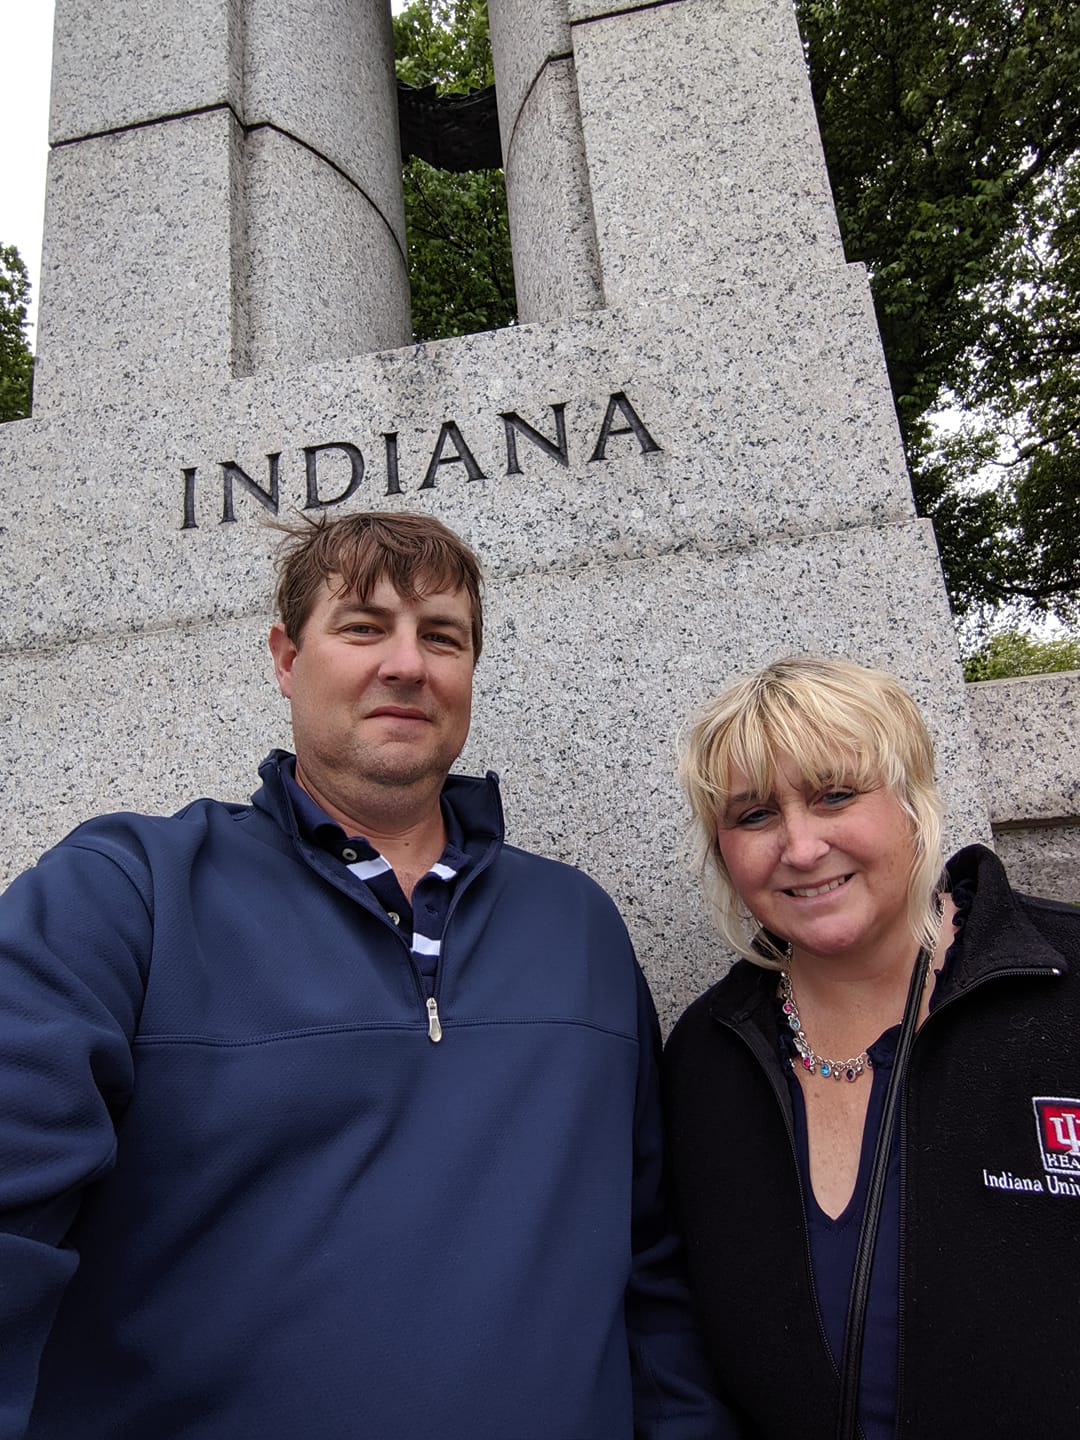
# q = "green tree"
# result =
<box><xmin>393</xmin><ymin>0</ymin><xmax>516</xmax><ymax>340</ymax></box>
<box><xmin>0</xmin><ymin>243</ymin><xmax>34</xmax><ymax>422</ymax></box>
<box><xmin>962</xmin><ymin>628</ymin><xmax>1080</xmax><ymax>680</ymax></box>
<box><xmin>795</xmin><ymin>0</ymin><xmax>1080</xmax><ymax>626</ymax></box>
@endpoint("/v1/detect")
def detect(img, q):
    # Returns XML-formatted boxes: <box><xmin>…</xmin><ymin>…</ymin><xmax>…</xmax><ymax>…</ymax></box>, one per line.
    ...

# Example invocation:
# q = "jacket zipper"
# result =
<box><xmin>415</xmin><ymin>835</ymin><xmax>502</xmax><ymax>1044</ymax></box>
<box><xmin>425</xmin><ymin>996</ymin><xmax>443</xmax><ymax>1043</ymax></box>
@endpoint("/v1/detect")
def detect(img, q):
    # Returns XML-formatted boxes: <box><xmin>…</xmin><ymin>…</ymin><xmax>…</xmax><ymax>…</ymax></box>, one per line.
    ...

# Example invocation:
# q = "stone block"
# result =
<box><xmin>2</xmin><ymin>284</ymin><xmax>913</xmax><ymax>652</ymax></box>
<box><xmin>993</xmin><ymin>826</ymin><xmax>1080</xmax><ymax>906</ymax></box>
<box><xmin>34</xmin><ymin>111</ymin><xmax>245</xmax><ymax>415</ymax></box>
<box><xmin>0</xmin><ymin>617</ymin><xmax>285</xmax><ymax>883</ymax></box>
<box><xmin>244</xmin><ymin>127</ymin><xmax>411</xmax><ymax>371</ymax></box>
<box><xmin>967</xmin><ymin>671</ymin><xmax>1080</xmax><ymax>824</ymax></box>
<box><xmin>500</xmin><ymin>58</ymin><xmax>604</xmax><ymax>322</ymax></box>
<box><xmin>49</xmin><ymin>0</ymin><xmax>241</xmax><ymax>142</ymax></box>
<box><xmin>572</xmin><ymin>0</ymin><xmax>845</xmax><ymax>307</ymax></box>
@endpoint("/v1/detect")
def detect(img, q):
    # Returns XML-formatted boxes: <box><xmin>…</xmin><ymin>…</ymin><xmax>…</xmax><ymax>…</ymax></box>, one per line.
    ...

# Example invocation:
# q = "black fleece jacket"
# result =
<box><xmin>663</xmin><ymin>845</ymin><xmax>1080</xmax><ymax>1439</ymax></box>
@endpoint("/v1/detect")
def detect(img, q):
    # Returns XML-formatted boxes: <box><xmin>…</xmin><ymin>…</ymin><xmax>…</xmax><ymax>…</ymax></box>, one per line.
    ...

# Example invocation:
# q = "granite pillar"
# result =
<box><xmin>34</xmin><ymin>0</ymin><xmax>409</xmax><ymax>416</ymax></box>
<box><xmin>488</xmin><ymin>0</ymin><xmax>604</xmax><ymax>322</ymax></box>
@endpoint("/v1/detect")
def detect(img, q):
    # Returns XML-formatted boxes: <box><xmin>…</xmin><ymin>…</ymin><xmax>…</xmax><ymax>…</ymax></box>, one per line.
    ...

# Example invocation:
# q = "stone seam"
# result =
<box><xmin>503</xmin><ymin>50</ymin><xmax>574</xmax><ymax>162</ymax></box>
<box><xmin>993</xmin><ymin>815</ymin><xmax>1080</xmax><ymax>831</ymax></box>
<box><xmin>0</xmin><ymin>519</ymin><xmax>928</xmax><ymax>661</ymax></box>
<box><xmin>570</xmin><ymin>0</ymin><xmax>685</xmax><ymax>31</ymax></box>
<box><xmin>50</xmin><ymin>103</ymin><xmax>407</xmax><ymax>270</ymax></box>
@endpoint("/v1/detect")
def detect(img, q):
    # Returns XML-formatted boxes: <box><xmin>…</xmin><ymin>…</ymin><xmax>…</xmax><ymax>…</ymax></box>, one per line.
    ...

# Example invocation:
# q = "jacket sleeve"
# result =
<box><xmin>0</xmin><ymin>836</ymin><xmax>149</xmax><ymax>1440</ymax></box>
<box><xmin>626</xmin><ymin>963</ymin><xmax>751</xmax><ymax>1440</ymax></box>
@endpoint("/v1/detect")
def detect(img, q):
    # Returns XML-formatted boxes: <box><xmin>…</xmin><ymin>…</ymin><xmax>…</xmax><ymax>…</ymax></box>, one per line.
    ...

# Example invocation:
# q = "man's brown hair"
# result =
<box><xmin>274</xmin><ymin>511</ymin><xmax>484</xmax><ymax>658</ymax></box>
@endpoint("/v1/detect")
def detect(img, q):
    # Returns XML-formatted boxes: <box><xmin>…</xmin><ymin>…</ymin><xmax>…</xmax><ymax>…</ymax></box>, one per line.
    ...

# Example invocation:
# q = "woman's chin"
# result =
<box><xmin>786</xmin><ymin>924</ymin><xmax>867</xmax><ymax>963</ymax></box>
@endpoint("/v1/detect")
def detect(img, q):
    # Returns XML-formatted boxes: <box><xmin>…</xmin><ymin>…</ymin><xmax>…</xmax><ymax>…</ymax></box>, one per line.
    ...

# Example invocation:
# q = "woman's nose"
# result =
<box><xmin>779</xmin><ymin>809</ymin><xmax>829</xmax><ymax>868</ymax></box>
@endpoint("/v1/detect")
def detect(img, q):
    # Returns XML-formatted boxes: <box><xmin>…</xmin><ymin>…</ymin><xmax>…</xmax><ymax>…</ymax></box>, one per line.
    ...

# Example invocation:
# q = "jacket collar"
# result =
<box><xmin>938</xmin><ymin>843</ymin><xmax>1068</xmax><ymax>992</ymax></box>
<box><xmin>251</xmin><ymin>749</ymin><xmax>506</xmax><ymax>857</ymax></box>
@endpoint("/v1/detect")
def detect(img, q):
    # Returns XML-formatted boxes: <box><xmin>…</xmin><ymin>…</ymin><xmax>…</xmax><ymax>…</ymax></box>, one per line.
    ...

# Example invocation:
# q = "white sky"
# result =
<box><xmin>1</xmin><ymin>4</ymin><xmax>55</xmax><ymax>346</ymax></box>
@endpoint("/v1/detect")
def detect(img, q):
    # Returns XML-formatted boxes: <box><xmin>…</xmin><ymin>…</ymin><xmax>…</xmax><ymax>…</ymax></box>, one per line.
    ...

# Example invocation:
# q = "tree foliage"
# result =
<box><xmin>795</xmin><ymin>0</ymin><xmax>1080</xmax><ymax>626</ymax></box>
<box><xmin>0</xmin><ymin>243</ymin><xmax>33</xmax><ymax>423</ymax></box>
<box><xmin>962</xmin><ymin>627</ymin><xmax>1080</xmax><ymax>680</ymax></box>
<box><xmin>393</xmin><ymin>0</ymin><xmax>516</xmax><ymax>341</ymax></box>
<box><xmin>394</xmin><ymin>1</ymin><xmax>1080</xmax><ymax>647</ymax></box>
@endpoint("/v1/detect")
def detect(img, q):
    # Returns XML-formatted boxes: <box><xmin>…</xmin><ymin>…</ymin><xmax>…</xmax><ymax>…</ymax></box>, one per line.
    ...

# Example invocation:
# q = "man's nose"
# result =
<box><xmin>378</xmin><ymin>629</ymin><xmax>427</xmax><ymax>684</ymax></box>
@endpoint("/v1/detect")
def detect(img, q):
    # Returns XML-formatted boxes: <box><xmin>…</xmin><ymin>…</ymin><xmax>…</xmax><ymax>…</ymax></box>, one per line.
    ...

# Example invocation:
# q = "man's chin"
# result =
<box><xmin>362</xmin><ymin>747</ymin><xmax>464</xmax><ymax>789</ymax></box>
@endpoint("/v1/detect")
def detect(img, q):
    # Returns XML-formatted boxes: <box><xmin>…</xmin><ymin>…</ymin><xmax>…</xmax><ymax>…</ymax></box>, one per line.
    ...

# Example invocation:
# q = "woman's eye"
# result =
<box><xmin>821</xmin><ymin>788</ymin><xmax>856</xmax><ymax>807</ymax></box>
<box><xmin>735</xmin><ymin>806</ymin><xmax>772</xmax><ymax>827</ymax></box>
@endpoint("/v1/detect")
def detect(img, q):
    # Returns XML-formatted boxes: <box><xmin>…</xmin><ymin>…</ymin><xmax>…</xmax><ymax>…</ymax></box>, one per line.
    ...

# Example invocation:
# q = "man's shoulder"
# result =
<box><xmin>38</xmin><ymin>795</ymin><xmax>265</xmax><ymax>879</ymax></box>
<box><xmin>63</xmin><ymin>794</ymin><xmax>254</xmax><ymax>843</ymax></box>
<box><xmin>498</xmin><ymin>841</ymin><xmax>622</xmax><ymax>904</ymax></box>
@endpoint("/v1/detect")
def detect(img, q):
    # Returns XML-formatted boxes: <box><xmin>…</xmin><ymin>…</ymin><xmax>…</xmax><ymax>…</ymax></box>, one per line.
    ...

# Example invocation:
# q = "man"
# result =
<box><xmin>0</xmin><ymin>512</ymin><xmax>729</xmax><ymax>1439</ymax></box>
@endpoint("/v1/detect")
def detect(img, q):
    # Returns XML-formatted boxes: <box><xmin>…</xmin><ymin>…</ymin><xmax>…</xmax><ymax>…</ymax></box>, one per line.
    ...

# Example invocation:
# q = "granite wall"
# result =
<box><xmin>4</xmin><ymin>0</ymin><xmax>1068</xmax><ymax>1030</ymax></box>
<box><xmin>967</xmin><ymin>672</ymin><xmax>1080</xmax><ymax>906</ymax></box>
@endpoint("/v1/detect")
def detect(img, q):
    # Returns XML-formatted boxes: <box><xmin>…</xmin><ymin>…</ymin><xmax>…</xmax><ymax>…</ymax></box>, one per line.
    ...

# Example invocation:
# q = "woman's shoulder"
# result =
<box><xmin>666</xmin><ymin>958</ymin><xmax>774</xmax><ymax>1050</ymax></box>
<box><xmin>949</xmin><ymin>842</ymin><xmax>1080</xmax><ymax>965</ymax></box>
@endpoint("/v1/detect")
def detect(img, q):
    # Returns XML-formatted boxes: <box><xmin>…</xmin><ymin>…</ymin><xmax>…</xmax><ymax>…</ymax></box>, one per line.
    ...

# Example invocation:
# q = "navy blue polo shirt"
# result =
<box><xmin>281</xmin><ymin>760</ymin><xmax>472</xmax><ymax>995</ymax></box>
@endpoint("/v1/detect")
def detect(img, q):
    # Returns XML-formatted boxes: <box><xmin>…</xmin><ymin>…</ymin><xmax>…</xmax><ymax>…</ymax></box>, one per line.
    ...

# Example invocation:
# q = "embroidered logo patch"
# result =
<box><xmin>1032</xmin><ymin>1097</ymin><xmax>1080</xmax><ymax>1176</ymax></box>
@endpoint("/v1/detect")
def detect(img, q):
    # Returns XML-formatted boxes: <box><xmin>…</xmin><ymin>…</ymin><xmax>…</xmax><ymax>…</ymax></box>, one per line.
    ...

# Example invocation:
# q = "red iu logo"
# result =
<box><xmin>1033</xmin><ymin>1098</ymin><xmax>1080</xmax><ymax>1174</ymax></box>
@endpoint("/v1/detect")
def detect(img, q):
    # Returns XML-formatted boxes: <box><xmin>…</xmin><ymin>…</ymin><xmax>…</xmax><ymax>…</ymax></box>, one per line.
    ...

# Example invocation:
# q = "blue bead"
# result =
<box><xmin>788</xmin><ymin>1015</ymin><xmax>800</xmax><ymax>1030</ymax></box>
<box><xmin>821</xmin><ymin>1063</ymin><xmax>831</xmax><ymax>1077</ymax></box>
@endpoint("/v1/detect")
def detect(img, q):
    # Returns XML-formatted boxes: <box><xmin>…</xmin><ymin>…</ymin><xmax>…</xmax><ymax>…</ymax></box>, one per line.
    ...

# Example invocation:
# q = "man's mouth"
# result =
<box><xmin>785</xmin><ymin>876</ymin><xmax>851</xmax><ymax>898</ymax></box>
<box><xmin>368</xmin><ymin>706</ymin><xmax>430</xmax><ymax>721</ymax></box>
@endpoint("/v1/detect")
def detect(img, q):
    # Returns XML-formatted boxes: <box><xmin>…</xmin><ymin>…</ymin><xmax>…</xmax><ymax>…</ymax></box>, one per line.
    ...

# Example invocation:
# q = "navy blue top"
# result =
<box><xmin>282</xmin><ymin>759</ymin><xmax>472</xmax><ymax>990</ymax></box>
<box><xmin>784</xmin><ymin>884</ymin><xmax>971</xmax><ymax>1439</ymax></box>
<box><xmin>788</xmin><ymin>1028</ymin><xmax>901</xmax><ymax>1440</ymax></box>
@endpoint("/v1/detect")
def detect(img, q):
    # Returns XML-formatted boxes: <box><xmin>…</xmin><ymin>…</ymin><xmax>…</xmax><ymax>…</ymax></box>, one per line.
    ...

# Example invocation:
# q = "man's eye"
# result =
<box><xmin>426</xmin><ymin>632</ymin><xmax>459</xmax><ymax>647</ymax></box>
<box><xmin>821</xmin><ymin>789</ymin><xmax>856</xmax><ymax>806</ymax></box>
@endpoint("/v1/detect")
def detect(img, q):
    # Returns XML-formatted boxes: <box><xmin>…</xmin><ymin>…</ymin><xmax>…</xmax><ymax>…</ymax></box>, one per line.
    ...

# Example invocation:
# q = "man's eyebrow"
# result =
<box><xmin>326</xmin><ymin>597</ymin><xmax>388</xmax><ymax>620</ymax></box>
<box><xmin>420</xmin><ymin>612</ymin><xmax>470</xmax><ymax>634</ymax></box>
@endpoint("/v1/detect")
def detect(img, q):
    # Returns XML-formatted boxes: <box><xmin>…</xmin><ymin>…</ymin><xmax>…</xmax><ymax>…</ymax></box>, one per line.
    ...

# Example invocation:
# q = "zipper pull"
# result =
<box><xmin>426</xmin><ymin>996</ymin><xmax>443</xmax><ymax>1043</ymax></box>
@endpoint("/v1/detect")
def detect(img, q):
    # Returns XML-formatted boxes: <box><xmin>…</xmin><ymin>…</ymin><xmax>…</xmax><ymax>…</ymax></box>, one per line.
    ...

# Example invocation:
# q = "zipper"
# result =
<box><xmin>426</xmin><ymin>996</ymin><xmax>443</xmax><ymax>1043</ymax></box>
<box><xmin>416</xmin><ymin>829</ymin><xmax>501</xmax><ymax>1046</ymax></box>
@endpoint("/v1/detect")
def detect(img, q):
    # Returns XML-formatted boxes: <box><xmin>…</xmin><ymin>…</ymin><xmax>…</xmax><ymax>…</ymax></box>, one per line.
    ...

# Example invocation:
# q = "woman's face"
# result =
<box><xmin>715</xmin><ymin>754</ymin><xmax>917</xmax><ymax>964</ymax></box>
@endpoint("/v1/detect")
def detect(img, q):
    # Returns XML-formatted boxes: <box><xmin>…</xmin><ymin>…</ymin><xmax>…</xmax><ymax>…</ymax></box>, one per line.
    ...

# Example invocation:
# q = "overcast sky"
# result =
<box><xmin>1</xmin><ymin>4</ymin><xmax>55</xmax><ymax>345</ymax></box>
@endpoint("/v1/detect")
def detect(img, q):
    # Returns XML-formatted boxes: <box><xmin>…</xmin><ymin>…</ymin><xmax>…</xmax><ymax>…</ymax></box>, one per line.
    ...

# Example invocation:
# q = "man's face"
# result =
<box><xmin>269</xmin><ymin>575</ymin><xmax>475</xmax><ymax>808</ymax></box>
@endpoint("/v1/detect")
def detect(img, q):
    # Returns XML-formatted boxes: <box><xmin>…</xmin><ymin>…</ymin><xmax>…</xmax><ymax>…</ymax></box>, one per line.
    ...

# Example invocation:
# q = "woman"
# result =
<box><xmin>663</xmin><ymin>656</ymin><xmax>1080</xmax><ymax>1439</ymax></box>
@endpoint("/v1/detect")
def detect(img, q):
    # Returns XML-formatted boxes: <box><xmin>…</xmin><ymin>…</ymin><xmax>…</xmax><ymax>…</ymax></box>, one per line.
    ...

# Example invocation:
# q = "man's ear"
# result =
<box><xmin>268</xmin><ymin>622</ymin><xmax>298</xmax><ymax>699</ymax></box>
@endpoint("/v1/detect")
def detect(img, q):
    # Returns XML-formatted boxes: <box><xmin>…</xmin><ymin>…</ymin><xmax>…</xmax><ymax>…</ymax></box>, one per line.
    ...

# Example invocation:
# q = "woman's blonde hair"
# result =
<box><xmin>678</xmin><ymin>656</ymin><xmax>945</xmax><ymax>967</ymax></box>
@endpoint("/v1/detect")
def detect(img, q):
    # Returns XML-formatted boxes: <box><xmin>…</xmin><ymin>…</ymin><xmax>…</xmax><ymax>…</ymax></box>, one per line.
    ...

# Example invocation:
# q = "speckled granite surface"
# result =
<box><xmin>0</xmin><ymin>0</ymin><xmax>1017</xmax><ymax>1026</ymax></box>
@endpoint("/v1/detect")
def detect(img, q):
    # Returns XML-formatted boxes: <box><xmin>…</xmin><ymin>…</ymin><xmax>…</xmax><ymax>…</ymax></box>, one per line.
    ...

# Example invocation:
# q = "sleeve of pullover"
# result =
<box><xmin>626</xmin><ymin>962</ymin><xmax>751</xmax><ymax>1440</ymax></box>
<box><xmin>0</xmin><ymin>833</ymin><xmax>148</xmax><ymax>1439</ymax></box>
